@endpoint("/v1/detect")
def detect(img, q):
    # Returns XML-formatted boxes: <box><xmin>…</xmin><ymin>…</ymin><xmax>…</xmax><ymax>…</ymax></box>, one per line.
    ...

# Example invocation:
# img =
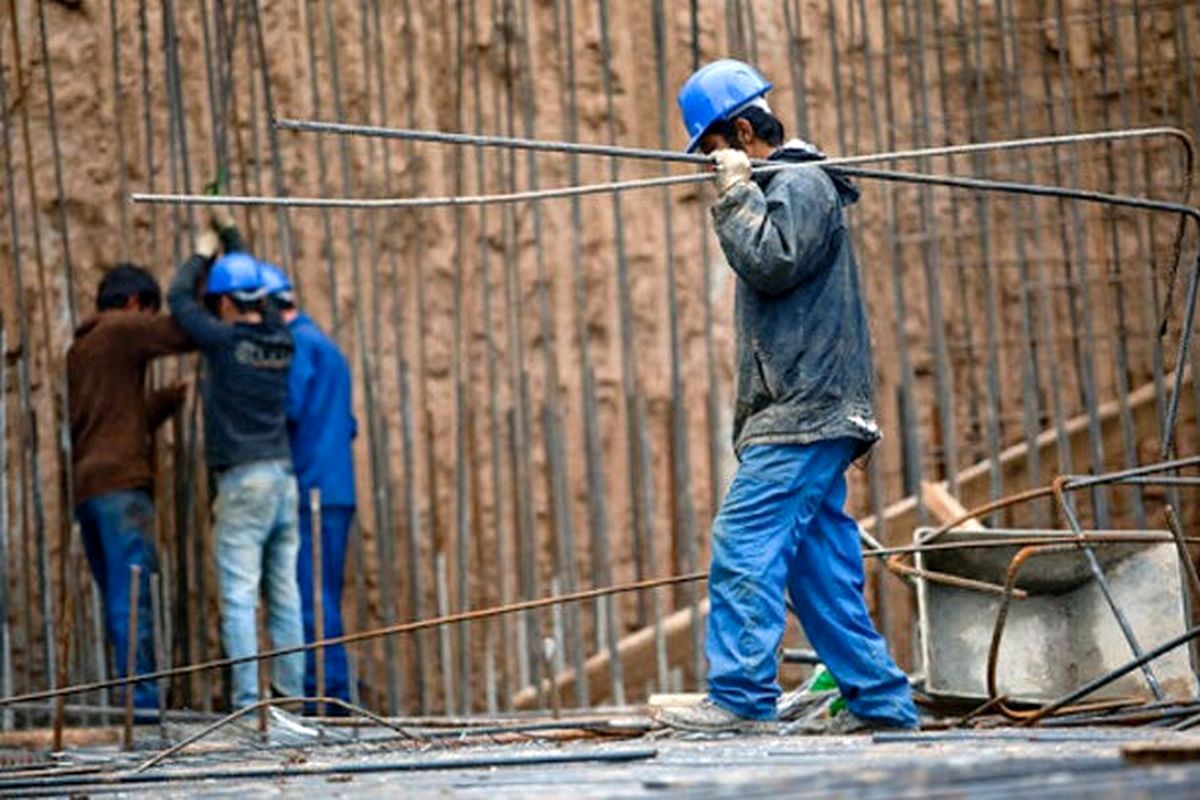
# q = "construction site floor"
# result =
<box><xmin>6</xmin><ymin>724</ymin><xmax>1200</xmax><ymax>798</ymax></box>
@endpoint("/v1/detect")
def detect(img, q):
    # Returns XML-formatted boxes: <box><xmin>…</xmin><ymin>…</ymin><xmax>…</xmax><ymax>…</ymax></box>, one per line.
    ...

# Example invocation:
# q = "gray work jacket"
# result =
<box><xmin>711</xmin><ymin>141</ymin><xmax>880</xmax><ymax>459</ymax></box>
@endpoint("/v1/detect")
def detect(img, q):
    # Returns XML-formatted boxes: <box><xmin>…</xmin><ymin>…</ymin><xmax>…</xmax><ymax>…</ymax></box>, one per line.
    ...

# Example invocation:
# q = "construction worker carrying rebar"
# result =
<box><xmin>259</xmin><ymin>263</ymin><xmax>358</xmax><ymax>712</ymax></box>
<box><xmin>167</xmin><ymin>209</ymin><xmax>306</xmax><ymax>712</ymax></box>
<box><xmin>658</xmin><ymin>59</ymin><xmax>918</xmax><ymax>734</ymax></box>
<box><xmin>68</xmin><ymin>265</ymin><xmax>194</xmax><ymax>714</ymax></box>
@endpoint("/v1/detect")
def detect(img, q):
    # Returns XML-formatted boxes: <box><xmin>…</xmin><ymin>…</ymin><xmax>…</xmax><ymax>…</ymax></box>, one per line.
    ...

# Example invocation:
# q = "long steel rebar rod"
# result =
<box><xmin>2</xmin><ymin>523</ymin><xmax>1198</xmax><ymax>707</ymax></box>
<box><xmin>273</xmin><ymin>120</ymin><xmax>1193</xmax><ymax>173</ymax></box>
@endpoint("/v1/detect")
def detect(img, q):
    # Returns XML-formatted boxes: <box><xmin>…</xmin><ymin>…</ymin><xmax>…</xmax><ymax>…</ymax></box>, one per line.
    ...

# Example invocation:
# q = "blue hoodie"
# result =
<box><xmin>286</xmin><ymin>313</ymin><xmax>357</xmax><ymax>508</ymax></box>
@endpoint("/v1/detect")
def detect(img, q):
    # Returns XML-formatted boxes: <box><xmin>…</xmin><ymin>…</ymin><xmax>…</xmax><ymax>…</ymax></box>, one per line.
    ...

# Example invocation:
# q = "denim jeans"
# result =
<box><xmin>214</xmin><ymin>459</ymin><xmax>305</xmax><ymax>709</ymax></box>
<box><xmin>706</xmin><ymin>440</ymin><xmax>917</xmax><ymax>726</ymax></box>
<box><xmin>75</xmin><ymin>489</ymin><xmax>159</xmax><ymax>709</ymax></box>
<box><xmin>297</xmin><ymin>505</ymin><xmax>354</xmax><ymax>703</ymax></box>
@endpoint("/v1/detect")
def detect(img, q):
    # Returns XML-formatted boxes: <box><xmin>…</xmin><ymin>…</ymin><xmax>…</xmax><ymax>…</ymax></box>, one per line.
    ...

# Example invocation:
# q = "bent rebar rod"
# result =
<box><xmin>274</xmin><ymin>119</ymin><xmax>1193</xmax><ymax>177</ymax></box>
<box><xmin>133</xmin><ymin>163</ymin><xmax>1200</xmax><ymax>455</ymax></box>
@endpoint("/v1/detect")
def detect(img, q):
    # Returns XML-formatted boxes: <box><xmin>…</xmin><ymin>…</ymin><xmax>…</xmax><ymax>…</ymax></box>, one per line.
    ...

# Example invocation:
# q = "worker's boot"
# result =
<box><xmin>655</xmin><ymin>697</ymin><xmax>773</xmax><ymax>733</ymax></box>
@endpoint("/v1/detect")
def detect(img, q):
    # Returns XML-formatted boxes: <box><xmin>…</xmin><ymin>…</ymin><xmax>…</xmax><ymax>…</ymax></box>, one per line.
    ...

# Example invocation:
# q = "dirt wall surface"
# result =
<box><xmin>2</xmin><ymin>0</ymin><xmax>1199</xmax><ymax>714</ymax></box>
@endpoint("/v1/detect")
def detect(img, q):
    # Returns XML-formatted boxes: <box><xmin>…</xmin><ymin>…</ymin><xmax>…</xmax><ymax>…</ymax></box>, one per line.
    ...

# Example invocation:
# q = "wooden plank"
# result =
<box><xmin>921</xmin><ymin>482</ymin><xmax>986</xmax><ymax>530</ymax></box>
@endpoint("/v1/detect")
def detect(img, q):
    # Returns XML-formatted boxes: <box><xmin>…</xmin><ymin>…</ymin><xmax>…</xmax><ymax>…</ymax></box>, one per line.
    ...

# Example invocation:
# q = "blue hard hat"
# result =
<box><xmin>259</xmin><ymin>261</ymin><xmax>296</xmax><ymax>307</ymax></box>
<box><xmin>205</xmin><ymin>252</ymin><xmax>265</xmax><ymax>300</ymax></box>
<box><xmin>677</xmin><ymin>59</ymin><xmax>773</xmax><ymax>153</ymax></box>
<box><xmin>259</xmin><ymin>262</ymin><xmax>292</xmax><ymax>295</ymax></box>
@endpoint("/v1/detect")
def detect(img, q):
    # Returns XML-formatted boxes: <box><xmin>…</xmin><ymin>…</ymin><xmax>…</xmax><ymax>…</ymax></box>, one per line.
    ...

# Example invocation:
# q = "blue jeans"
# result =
<box><xmin>75</xmin><ymin>489</ymin><xmax>159</xmax><ymax>709</ymax></box>
<box><xmin>214</xmin><ymin>460</ymin><xmax>306</xmax><ymax>709</ymax></box>
<box><xmin>297</xmin><ymin>504</ymin><xmax>353</xmax><ymax>703</ymax></box>
<box><xmin>706</xmin><ymin>440</ymin><xmax>917</xmax><ymax>725</ymax></box>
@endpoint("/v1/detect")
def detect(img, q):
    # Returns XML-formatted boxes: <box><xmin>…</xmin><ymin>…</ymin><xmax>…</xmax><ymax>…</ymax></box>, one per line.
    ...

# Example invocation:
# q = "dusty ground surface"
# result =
<box><xmin>6</xmin><ymin>721</ymin><xmax>1200</xmax><ymax>798</ymax></box>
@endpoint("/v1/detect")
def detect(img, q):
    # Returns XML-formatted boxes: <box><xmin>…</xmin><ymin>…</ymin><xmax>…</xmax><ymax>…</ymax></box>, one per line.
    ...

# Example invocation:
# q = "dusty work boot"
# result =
<box><xmin>785</xmin><ymin>708</ymin><xmax>919</xmax><ymax>736</ymax></box>
<box><xmin>655</xmin><ymin>697</ymin><xmax>773</xmax><ymax>733</ymax></box>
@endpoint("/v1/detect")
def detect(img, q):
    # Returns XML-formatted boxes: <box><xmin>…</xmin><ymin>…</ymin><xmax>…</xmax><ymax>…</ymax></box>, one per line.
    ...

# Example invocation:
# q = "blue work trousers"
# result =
<box><xmin>706</xmin><ymin>439</ymin><xmax>917</xmax><ymax>725</ymax></box>
<box><xmin>214</xmin><ymin>460</ymin><xmax>306</xmax><ymax>709</ymax></box>
<box><xmin>76</xmin><ymin>489</ymin><xmax>159</xmax><ymax>709</ymax></box>
<box><xmin>297</xmin><ymin>504</ymin><xmax>353</xmax><ymax>703</ymax></box>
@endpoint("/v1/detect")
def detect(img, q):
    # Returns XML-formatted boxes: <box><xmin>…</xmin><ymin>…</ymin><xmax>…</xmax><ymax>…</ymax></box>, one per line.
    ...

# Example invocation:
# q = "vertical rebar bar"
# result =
<box><xmin>0</xmin><ymin>24</ymin><xmax>55</xmax><ymax>700</ymax></box>
<box><xmin>35</xmin><ymin>0</ymin><xmax>77</xmax><ymax>328</ymax></box>
<box><xmin>974</xmin><ymin>0</ymin><xmax>1045</xmax><ymax>526</ymax></box>
<box><xmin>449</xmin><ymin>0</ymin><xmax>474</xmax><ymax>715</ymax></box>
<box><xmin>1092</xmin><ymin>0</ymin><xmax>1147</xmax><ymax>528</ymax></box>
<box><xmin>435</xmin><ymin>552</ymin><xmax>455</xmax><ymax>715</ymax></box>
<box><xmin>596</xmin><ymin>0</ymin><xmax>661</xmax><ymax>693</ymax></box>
<box><xmin>245</xmin><ymin>0</ymin><xmax>296</xmax><ymax>283</ymax></box>
<box><xmin>513</xmin><ymin>0</ymin><xmax>585</xmax><ymax>710</ymax></box>
<box><xmin>652</xmin><ymin>0</ymin><xmax>701</xmax><ymax>691</ymax></box>
<box><xmin>373</xmin><ymin>0</ymin><xmax>426</xmax><ymax>715</ymax></box>
<box><xmin>1050</xmin><ymin>0</ymin><xmax>1109</xmax><ymax>525</ymax></box>
<box><xmin>998</xmin><ymin>0</ymin><xmax>1073</xmax><ymax>515</ymax></box>
<box><xmin>497</xmin><ymin>0</ymin><xmax>540</xmax><ymax>698</ymax></box>
<box><xmin>400</xmin><ymin>0</ymin><xmax>435</xmax><ymax>715</ymax></box>
<box><xmin>0</xmin><ymin>313</ymin><xmax>7</xmax><ymax>732</ymax></box>
<box><xmin>150</xmin><ymin>573</ymin><xmax>166</xmax><ymax>741</ymax></box>
<box><xmin>299</xmin><ymin>0</ymin><xmax>342</xmax><ymax>337</ymax></box>
<box><xmin>472</xmin><ymin>0</ymin><xmax>515</xmax><ymax>712</ymax></box>
<box><xmin>123</xmin><ymin>565</ymin><xmax>141</xmax><ymax>750</ymax></box>
<box><xmin>311</xmin><ymin>490</ymin><xmax>325</xmax><ymax>717</ymax></box>
<box><xmin>351</xmin><ymin>0</ymin><xmax>388</xmax><ymax>714</ymax></box>
<box><xmin>319</xmin><ymin>0</ymin><xmax>400</xmax><ymax>714</ymax></box>
<box><xmin>108</xmin><ymin>0</ymin><xmax>132</xmax><ymax>257</ymax></box>
<box><xmin>138</xmin><ymin>0</ymin><xmax>159</xmax><ymax>264</ymax></box>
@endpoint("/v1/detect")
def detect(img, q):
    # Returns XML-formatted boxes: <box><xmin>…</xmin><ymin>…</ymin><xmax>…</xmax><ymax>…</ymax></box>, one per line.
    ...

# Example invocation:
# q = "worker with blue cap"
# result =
<box><xmin>659</xmin><ymin>59</ymin><xmax>918</xmax><ymax>734</ymax></box>
<box><xmin>260</xmin><ymin>262</ymin><xmax>358</xmax><ymax>711</ymax></box>
<box><xmin>167</xmin><ymin>209</ymin><xmax>305</xmax><ymax>712</ymax></box>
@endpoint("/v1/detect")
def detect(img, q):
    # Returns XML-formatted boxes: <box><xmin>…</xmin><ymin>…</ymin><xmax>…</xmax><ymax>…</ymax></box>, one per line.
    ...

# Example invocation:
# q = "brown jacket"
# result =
<box><xmin>68</xmin><ymin>311</ymin><xmax>194</xmax><ymax>505</ymax></box>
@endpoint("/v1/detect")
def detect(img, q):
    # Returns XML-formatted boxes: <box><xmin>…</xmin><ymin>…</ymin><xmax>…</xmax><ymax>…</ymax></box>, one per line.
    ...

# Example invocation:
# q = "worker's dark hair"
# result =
<box><xmin>708</xmin><ymin>105</ymin><xmax>786</xmax><ymax>150</ymax></box>
<box><xmin>96</xmin><ymin>264</ymin><xmax>162</xmax><ymax>312</ymax></box>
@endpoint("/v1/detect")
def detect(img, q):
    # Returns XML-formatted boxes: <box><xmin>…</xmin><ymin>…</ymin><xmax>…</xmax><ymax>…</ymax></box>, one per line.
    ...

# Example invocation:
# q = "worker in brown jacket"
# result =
<box><xmin>68</xmin><ymin>264</ymin><xmax>193</xmax><ymax>711</ymax></box>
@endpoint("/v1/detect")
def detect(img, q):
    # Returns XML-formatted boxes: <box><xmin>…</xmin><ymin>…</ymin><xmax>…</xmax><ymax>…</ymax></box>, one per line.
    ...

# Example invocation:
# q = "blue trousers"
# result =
<box><xmin>214</xmin><ymin>460</ymin><xmax>306</xmax><ymax>709</ymax></box>
<box><xmin>297</xmin><ymin>505</ymin><xmax>353</xmax><ymax>703</ymax></box>
<box><xmin>706</xmin><ymin>440</ymin><xmax>917</xmax><ymax>725</ymax></box>
<box><xmin>76</xmin><ymin>489</ymin><xmax>159</xmax><ymax>709</ymax></box>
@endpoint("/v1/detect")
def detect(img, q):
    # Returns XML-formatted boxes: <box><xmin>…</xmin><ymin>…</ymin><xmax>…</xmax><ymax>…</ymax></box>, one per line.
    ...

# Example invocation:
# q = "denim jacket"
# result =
<box><xmin>711</xmin><ymin>140</ymin><xmax>880</xmax><ymax>458</ymax></box>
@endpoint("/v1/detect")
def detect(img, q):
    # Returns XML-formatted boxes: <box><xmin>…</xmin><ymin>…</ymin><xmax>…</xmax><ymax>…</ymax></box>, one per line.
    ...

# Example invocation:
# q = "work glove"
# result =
<box><xmin>209</xmin><ymin>203</ymin><xmax>237</xmax><ymax>234</ymax></box>
<box><xmin>194</xmin><ymin>230</ymin><xmax>221</xmax><ymax>259</ymax></box>
<box><xmin>711</xmin><ymin>148</ymin><xmax>753</xmax><ymax>195</ymax></box>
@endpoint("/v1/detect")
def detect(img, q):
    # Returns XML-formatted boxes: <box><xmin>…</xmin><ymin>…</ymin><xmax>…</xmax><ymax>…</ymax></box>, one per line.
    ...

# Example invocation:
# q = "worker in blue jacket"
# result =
<box><xmin>658</xmin><ymin>60</ymin><xmax>918</xmax><ymax>734</ymax></box>
<box><xmin>260</xmin><ymin>264</ymin><xmax>357</xmax><ymax>709</ymax></box>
